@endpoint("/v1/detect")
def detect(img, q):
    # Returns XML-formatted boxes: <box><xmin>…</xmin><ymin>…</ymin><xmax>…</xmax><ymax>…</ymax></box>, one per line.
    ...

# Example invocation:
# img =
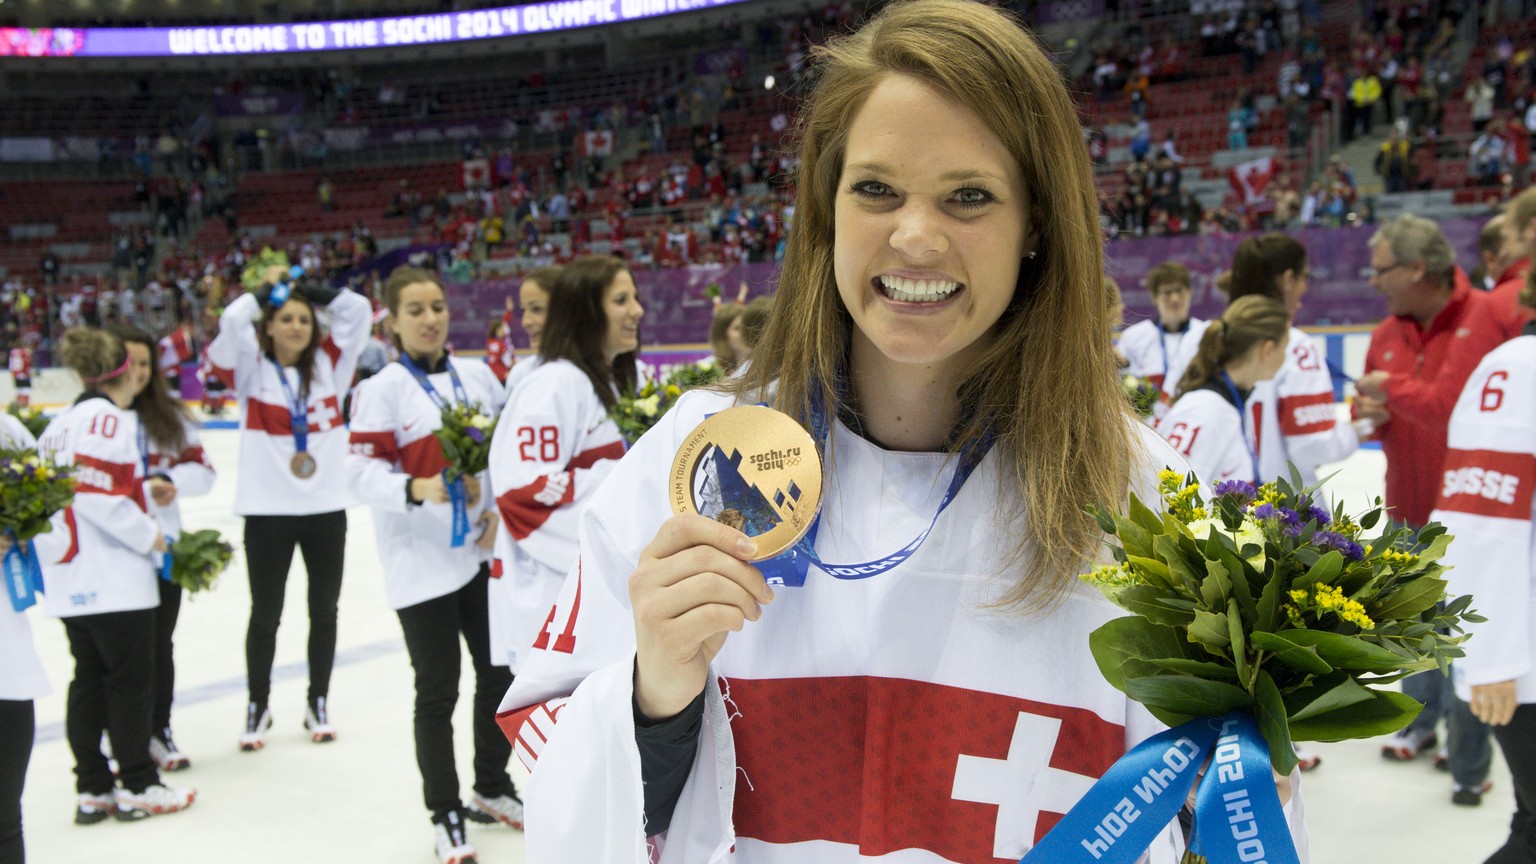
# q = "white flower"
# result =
<box><xmin>636</xmin><ymin>394</ymin><xmax>661</xmax><ymax>418</ymax></box>
<box><xmin>468</xmin><ymin>414</ymin><xmax>493</xmax><ymax>430</ymax></box>
<box><xmin>696</xmin><ymin>357</ymin><xmax>716</xmax><ymax>371</ymax></box>
<box><xmin>1185</xmin><ymin>516</ymin><xmax>1266</xmax><ymax>569</ymax></box>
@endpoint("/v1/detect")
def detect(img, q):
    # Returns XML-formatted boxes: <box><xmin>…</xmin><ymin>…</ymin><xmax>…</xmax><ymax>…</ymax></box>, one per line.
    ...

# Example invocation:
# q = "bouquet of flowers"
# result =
<box><xmin>1</xmin><ymin>447</ymin><xmax>75</xmax><ymax>611</ymax></box>
<box><xmin>1121</xmin><ymin>374</ymin><xmax>1161</xmax><ymax>420</ymax></box>
<box><xmin>168</xmin><ymin>529</ymin><xmax>235</xmax><ymax>594</ymax></box>
<box><xmin>434</xmin><ymin>402</ymin><xmax>496</xmax><ymax>483</ymax></box>
<box><xmin>611</xmin><ymin>359</ymin><xmax>726</xmax><ymax>446</ymax></box>
<box><xmin>1083</xmin><ymin>469</ymin><xmax>1479</xmax><ymax>776</ymax></box>
<box><xmin>6</xmin><ymin>403</ymin><xmax>48</xmax><ymax>440</ymax></box>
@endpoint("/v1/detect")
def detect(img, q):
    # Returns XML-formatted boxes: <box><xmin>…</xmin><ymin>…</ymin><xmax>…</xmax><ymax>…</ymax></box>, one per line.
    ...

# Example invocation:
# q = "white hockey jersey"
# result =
<box><xmin>1159</xmin><ymin>387</ymin><xmax>1261</xmax><ymax>490</ymax></box>
<box><xmin>503</xmin><ymin>353</ymin><xmax>544</xmax><ymax>399</ymax></box>
<box><xmin>1119</xmin><ymin>317</ymin><xmax>1205</xmax><ymax>398</ymax></box>
<box><xmin>1255</xmin><ymin>328</ymin><xmax>1357</xmax><ymax>486</ymax></box>
<box><xmin>33</xmin><ymin>397</ymin><xmax>161</xmax><ymax>619</ymax></box>
<box><xmin>143</xmin><ymin>416</ymin><xmax>216</xmax><ymax>539</ymax></box>
<box><xmin>1158</xmin><ymin>319</ymin><xmax>1212</xmax><ymax>401</ymax></box>
<box><xmin>0</xmin><ymin>415</ymin><xmax>48</xmax><ymax>701</ymax></box>
<box><xmin>1429</xmin><ymin>335</ymin><xmax>1536</xmax><ymax>703</ymax></box>
<box><xmin>1164</xmin><ymin>326</ymin><xmax>1353</xmax><ymax>487</ymax></box>
<box><xmin>492</xmin><ymin>388</ymin><xmax>1309</xmax><ymax>864</ymax></box>
<box><xmin>348</xmin><ymin>358</ymin><xmax>506</xmax><ymax>611</ymax></box>
<box><xmin>487</xmin><ymin>359</ymin><xmax>626</xmax><ymax>670</ymax></box>
<box><xmin>206</xmin><ymin>289</ymin><xmax>371</xmax><ymax>516</ymax></box>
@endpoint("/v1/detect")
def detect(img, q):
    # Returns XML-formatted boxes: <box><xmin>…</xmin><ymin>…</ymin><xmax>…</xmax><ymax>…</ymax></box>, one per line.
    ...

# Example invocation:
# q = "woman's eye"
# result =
<box><xmin>850</xmin><ymin>180</ymin><xmax>892</xmax><ymax>198</ymax></box>
<box><xmin>953</xmin><ymin>187</ymin><xmax>996</xmax><ymax>208</ymax></box>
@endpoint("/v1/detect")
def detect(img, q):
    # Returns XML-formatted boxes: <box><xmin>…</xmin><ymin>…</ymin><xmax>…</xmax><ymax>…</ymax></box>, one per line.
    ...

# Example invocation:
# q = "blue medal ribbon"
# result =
<box><xmin>3</xmin><ymin>530</ymin><xmax>44</xmax><ymax>613</ymax></box>
<box><xmin>1219</xmin><ymin>371</ymin><xmax>1261</xmax><ymax>485</ymax></box>
<box><xmin>156</xmin><ymin>536</ymin><xmax>174</xmax><ymax>583</ymax></box>
<box><xmin>398</xmin><ymin>354</ymin><xmax>474</xmax><ymax>548</ymax></box>
<box><xmin>270</xmin><ymin>358</ymin><xmax>311</xmax><ymax>457</ymax></box>
<box><xmin>1023</xmin><ymin>712</ymin><xmax>1298</xmax><ymax>864</ymax></box>
<box><xmin>753</xmin><ymin>389</ymin><xmax>992</xmax><ymax>588</ymax></box>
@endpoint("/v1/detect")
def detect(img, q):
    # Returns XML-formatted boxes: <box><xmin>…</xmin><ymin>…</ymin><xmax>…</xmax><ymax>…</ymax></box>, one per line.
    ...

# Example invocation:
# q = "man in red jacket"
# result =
<box><xmin>1490</xmin><ymin>187</ymin><xmax>1536</xmax><ymax>328</ymax></box>
<box><xmin>1358</xmin><ymin>214</ymin><xmax>1517</xmax><ymax>802</ymax></box>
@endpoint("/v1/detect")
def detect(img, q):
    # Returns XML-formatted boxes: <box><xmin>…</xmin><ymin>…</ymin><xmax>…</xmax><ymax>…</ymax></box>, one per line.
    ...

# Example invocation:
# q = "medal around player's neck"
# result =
<box><xmin>670</xmin><ymin>405</ymin><xmax>823</xmax><ymax>562</ymax></box>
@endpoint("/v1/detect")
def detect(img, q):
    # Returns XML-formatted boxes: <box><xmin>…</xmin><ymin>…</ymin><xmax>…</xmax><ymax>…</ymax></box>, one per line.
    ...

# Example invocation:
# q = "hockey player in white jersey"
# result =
<box><xmin>1118</xmin><ymin>261</ymin><xmax>1206</xmax><ymax>419</ymax></box>
<box><xmin>1159</xmin><ymin>297</ymin><xmax>1289</xmax><ymax>490</ymax></box>
<box><xmin>115</xmin><ymin>326</ymin><xmax>217</xmax><ymax>774</ymax></box>
<box><xmin>492</xmin><ymin>5</ymin><xmax>1308</xmax><ymax>861</ymax></box>
<box><xmin>501</xmin><ymin>266</ymin><xmax>562</xmax><ymax>399</ymax></box>
<box><xmin>206</xmin><ymin>268</ymin><xmax>370</xmax><ymax>750</ymax></box>
<box><xmin>487</xmin><ymin>257</ymin><xmax>636</xmax><ymax>675</ymax></box>
<box><xmin>348</xmin><ymin>266</ymin><xmax>519</xmax><ymax>864</ymax></box>
<box><xmin>0</xmin><ymin>413</ymin><xmax>47</xmax><ymax>863</ymax></box>
<box><xmin>1430</xmin><ymin>299</ymin><xmax>1536</xmax><ymax>860</ymax></box>
<box><xmin>33</xmin><ymin>328</ymin><xmax>194</xmax><ymax>822</ymax></box>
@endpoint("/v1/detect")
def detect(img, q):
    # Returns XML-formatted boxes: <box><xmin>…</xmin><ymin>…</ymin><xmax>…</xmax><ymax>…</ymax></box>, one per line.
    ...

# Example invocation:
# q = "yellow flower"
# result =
<box><xmin>665</xmin><ymin>384</ymin><xmax>681</xmax><ymax>399</ymax></box>
<box><xmin>1081</xmin><ymin>562</ymin><xmax>1136</xmax><ymax>588</ymax></box>
<box><xmin>1289</xmin><ymin>589</ymin><xmax>1308</xmax><ymax>603</ymax></box>
<box><xmin>635</xmin><ymin>394</ymin><xmax>661</xmax><ymax>418</ymax></box>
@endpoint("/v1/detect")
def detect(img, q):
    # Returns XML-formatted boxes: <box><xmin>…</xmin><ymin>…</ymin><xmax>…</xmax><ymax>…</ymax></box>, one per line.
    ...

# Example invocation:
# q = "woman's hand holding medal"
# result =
<box><xmin>630</xmin><ymin>513</ymin><xmax>773</xmax><ymax>721</ymax></box>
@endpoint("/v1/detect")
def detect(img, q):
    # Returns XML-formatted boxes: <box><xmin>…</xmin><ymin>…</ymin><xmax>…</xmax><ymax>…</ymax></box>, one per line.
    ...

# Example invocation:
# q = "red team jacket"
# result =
<box><xmin>1364</xmin><ymin>270</ymin><xmax>1524</xmax><ymax>526</ymax></box>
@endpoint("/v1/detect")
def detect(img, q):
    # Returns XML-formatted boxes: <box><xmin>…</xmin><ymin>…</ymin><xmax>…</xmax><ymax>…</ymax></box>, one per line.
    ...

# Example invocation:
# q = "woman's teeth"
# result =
<box><xmin>879</xmin><ymin>276</ymin><xmax>960</xmax><ymax>303</ymax></box>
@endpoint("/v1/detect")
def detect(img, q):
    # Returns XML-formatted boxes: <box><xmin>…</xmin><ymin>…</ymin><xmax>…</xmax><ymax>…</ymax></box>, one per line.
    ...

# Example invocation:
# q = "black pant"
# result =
<box><xmin>153</xmin><ymin>578</ymin><xmax>182</xmax><ymax>733</ymax></box>
<box><xmin>1489</xmin><ymin>704</ymin><xmax>1536</xmax><ymax>864</ymax></box>
<box><xmin>62</xmin><ymin>609</ymin><xmax>159</xmax><ymax>794</ymax></box>
<box><xmin>243</xmin><ymin>511</ymin><xmax>346</xmax><ymax>707</ymax></box>
<box><xmin>395</xmin><ymin>565</ymin><xmax>514</xmax><ymax>815</ymax></box>
<box><xmin>0</xmin><ymin>699</ymin><xmax>33</xmax><ymax>864</ymax></box>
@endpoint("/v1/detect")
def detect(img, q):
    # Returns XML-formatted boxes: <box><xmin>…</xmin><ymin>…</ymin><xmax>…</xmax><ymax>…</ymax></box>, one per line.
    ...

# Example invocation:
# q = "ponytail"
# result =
<box><xmin>1174</xmin><ymin>296</ymin><xmax>1290</xmax><ymax>398</ymax></box>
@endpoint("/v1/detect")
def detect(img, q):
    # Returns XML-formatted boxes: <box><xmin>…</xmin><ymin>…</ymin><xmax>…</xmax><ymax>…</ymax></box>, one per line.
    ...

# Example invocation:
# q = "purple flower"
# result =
<box><xmin>1213</xmin><ymin>480</ymin><xmax>1256</xmax><ymax>501</ymax></box>
<box><xmin>466</xmin><ymin>427</ymin><xmax>485</xmax><ymax>444</ymax></box>
<box><xmin>1277</xmin><ymin>507</ymin><xmax>1303</xmax><ymax>536</ymax></box>
<box><xmin>1306</xmin><ymin>505</ymin><xmax>1332</xmax><ymax>526</ymax></box>
<box><xmin>1251</xmin><ymin>503</ymin><xmax>1277</xmax><ymax>520</ymax></box>
<box><xmin>1314</xmin><ymin>531</ymin><xmax>1365</xmax><ymax>561</ymax></box>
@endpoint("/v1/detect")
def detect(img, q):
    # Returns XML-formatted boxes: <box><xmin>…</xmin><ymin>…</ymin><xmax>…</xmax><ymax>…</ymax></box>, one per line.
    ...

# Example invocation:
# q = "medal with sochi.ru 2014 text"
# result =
<box><xmin>669</xmin><ymin>405</ymin><xmax>823</xmax><ymax>562</ymax></box>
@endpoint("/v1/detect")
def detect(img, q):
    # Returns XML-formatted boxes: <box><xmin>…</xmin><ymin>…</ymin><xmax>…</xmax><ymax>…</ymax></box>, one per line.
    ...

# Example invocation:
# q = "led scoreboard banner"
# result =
<box><xmin>0</xmin><ymin>0</ymin><xmax>749</xmax><ymax>58</ymax></box>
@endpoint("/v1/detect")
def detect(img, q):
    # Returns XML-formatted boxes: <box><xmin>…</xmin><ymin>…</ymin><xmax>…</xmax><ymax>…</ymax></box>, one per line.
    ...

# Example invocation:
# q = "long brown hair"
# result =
<box><xmin>734</xmin><ymin>0</ymin><xmax>1135</xmax><ymax>610</ymax></box>
<box><xmin>1229</xmin><ymin>233</ymin><xmax>1306</xmax><ymax>302</ymax></box>
<box><xmin>1174</xmin><ymin>296</ymin><xmax>1290</xmax><ymax>398</ymax></box>
<box><xmin>538</xmin><ymin>256</ymin><xmax>638</xmax><ymax>410</ymax></box>
<box><xmin>709</xmin><ymin>303</ymin><xmax>744</xmax><ymax>370</ymax></box>
<box><xmin>110</xmin><ymin>326</ymin><xmax>192</xmax><ymax>453</ymax></box>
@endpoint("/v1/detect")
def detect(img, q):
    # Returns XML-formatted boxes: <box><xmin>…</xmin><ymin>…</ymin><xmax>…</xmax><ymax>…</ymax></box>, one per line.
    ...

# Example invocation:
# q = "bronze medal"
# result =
<box><xmin>670</xmin><ymin>405</ymin><xmax>823</xmax><ymax>561</ymax></box>
<box><xmin>291</xmin><ymin>451</ymin><xmax>317</xmax><ymax>479</ymax></box>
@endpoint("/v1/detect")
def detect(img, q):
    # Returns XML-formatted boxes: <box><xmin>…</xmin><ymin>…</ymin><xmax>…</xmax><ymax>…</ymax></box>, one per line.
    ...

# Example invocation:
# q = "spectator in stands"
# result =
<box><xmin>1411</xmin><ymin>131</ymin><xmax>1440</xmax><ymax>190</ymax></box>
<box><xmin>1376</xmin><ymin>126</ymin><xmax>1413</xmax><ymax>193</ymax></box>
<box><xmin>1360</xmin><ymin>216</ymin><xmax>1515</xmax><ymax>803</ymax></box>
<box><xmin>1472</xmin><ymin>119</ymin><xmax>1511</xmax><ymax>185</ymax></box>
<box><xmin>1467</xmin><ymin>75</ymin><xmax>1496</xmax><ymax>133</ymax></box>
<box><xmin>317</xmin><ymin>176</ymin><xmax>334</xmax><ymax>211</ymax></box>
<box><xmin>1348</xmin><ymin>64</ymin><xmax>1383</xmax><ymax>140</ymax></box>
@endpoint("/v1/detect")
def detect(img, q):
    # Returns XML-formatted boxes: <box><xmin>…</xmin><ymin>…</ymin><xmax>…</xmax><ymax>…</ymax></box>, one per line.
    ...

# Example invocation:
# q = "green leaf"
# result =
<box><xmin>1289</xmin><ymin>688</ymin><xmax>1424</xmax><ymax>742</ymax></box>
<box><xmin>1088</xmin><ymin>504</ymin><xmax>1117</xmax><ymax>535</ymax></box>
<box><xmin>1111</xmin><ymin>585</ymin><xmax>1198</xmax><ymax>627</ymax></box>
<box><xmin>1286</xmin><ymin>676</ymin><xmax>1375</xmax><ymax>722</ymax></box>
<box><xmin>1200</xmin><ymin>558</ymin><xmax>1232</xmax><ymax>610</ymax></box>
<box><xmin>1228</xmin><ymin>598</ymin><xmax>1251</xmax><ymax>686</ymax></box>
<box><xmin>1156</xmin><ymin>533</ymin><xmax>1204</xmax><ymax>595</ymax></box>
<box><xmin>1254</xmin><ymin>669</ymin><xmax>1298</xmax><ymax>775</ymax></box>
<box><xmin>1279</xmin><ymin>629</ymin><xmax>1408</xmax><ymax>672</ymax></box>
<box><xmin>1126</xmin><ymin>675</ymin><xmax>1253</xmax><ymax>716</ymax></box>
<box><xmin>1145</xmin><ymin>658</ymin><xmax>1243</xmax><ymax>682</ymax></box>
<box><xmin>1370</xmin><ymin>576</ymin><xmax>1448</xmax><ymax>623</ymax></box>
<box><xmin>1294</xmin><ymin>550</ymin><xmax>1343</xmax><ymax>591</ymax></box>
<box><xmin>1255</xmin><ymin>563</ymin><xmax>1284</xmax><ymax>634</ymax></box>
<box><xmin>1127</xmin><ymin>555</ymin><xmax>1177</xmax><ymax>591</ymax></box>
<box><xmin>1250</xmin><ymin>630</ymin><xmax>1334</xmax><ymax>675</ymax></box>
<box><xmin>1119</xmin><ymin>518</ymin><xmax>1155</xmax><ymax>560</ymax></box>
<box><xmin>1359</xmin><ymin>508</ymin><xmax>1382</xmax><ymax>530</ymax></box>
<box><xmin>1188</xmin><ymin>608</ymin><xmax>1232</xmax><ymax>653</ymax></box>
<box><xmin>1129</xmin><ymin>494</ymin><xmax>1164</xmax><ymax>536</ymax></box>
<box><xmin>1088</xmin><ymin>617</ymin><xmax>1195</xmax><ymax>692</ymax></box>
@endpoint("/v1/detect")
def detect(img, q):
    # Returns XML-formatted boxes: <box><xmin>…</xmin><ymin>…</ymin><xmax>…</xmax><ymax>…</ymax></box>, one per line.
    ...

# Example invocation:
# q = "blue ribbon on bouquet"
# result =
<box><xmin>4</xmin><ymin>531</ymin><xmax>45</xmax><ymax>612</ymax></box>
<box><xmin>155</xmin><ymin>536</ymin><xmax>174</xmax><ymax>583</ymax></box>
<box><xmin>1023</xmin><ymin>712</ymin><xmax>1298</xmax><ymax>864</ymax></box>
<box><xmin>446</xmin><ymin>472</ymin><xmax>469</xmax><ymax>548</ymax></box>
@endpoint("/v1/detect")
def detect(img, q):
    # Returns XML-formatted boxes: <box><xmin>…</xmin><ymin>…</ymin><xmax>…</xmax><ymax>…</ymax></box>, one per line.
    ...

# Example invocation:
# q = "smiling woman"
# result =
<box><xmin>488</xmin><ymin>1</ymin><xmax>1308</xmax><ymax>862</ymax></box>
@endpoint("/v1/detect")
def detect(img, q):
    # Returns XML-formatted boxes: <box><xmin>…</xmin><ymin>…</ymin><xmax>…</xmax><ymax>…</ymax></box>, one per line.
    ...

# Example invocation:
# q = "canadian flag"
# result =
<box><xmin>462</xmin><ymin>157</ymin><xmax>490</xmax><ymax>190</ymax></box>
<box><xmin>579</xmin><ymin>129</ymin><xmax>614</xmax><ymax>158</ymax></box>
<box><xmin>1227</xmin><ymin>155</ymin><xmax>1277</xmax><ymax>204</ymax></box>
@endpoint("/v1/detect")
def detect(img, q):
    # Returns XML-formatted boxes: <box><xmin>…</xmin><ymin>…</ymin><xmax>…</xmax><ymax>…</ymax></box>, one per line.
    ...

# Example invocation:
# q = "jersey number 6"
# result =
<box><xmin>1480</xmin><ymin>371</ymin><xmax>1508</xmax><ymax>413</ymax></box>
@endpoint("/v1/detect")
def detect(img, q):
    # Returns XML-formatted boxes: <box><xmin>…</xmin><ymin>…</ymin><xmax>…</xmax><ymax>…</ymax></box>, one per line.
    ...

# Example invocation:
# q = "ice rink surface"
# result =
<box><xmin>17</xmin><ymin>428</ymin><xmax>1515</xmax><ymax>863</ymax></box>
